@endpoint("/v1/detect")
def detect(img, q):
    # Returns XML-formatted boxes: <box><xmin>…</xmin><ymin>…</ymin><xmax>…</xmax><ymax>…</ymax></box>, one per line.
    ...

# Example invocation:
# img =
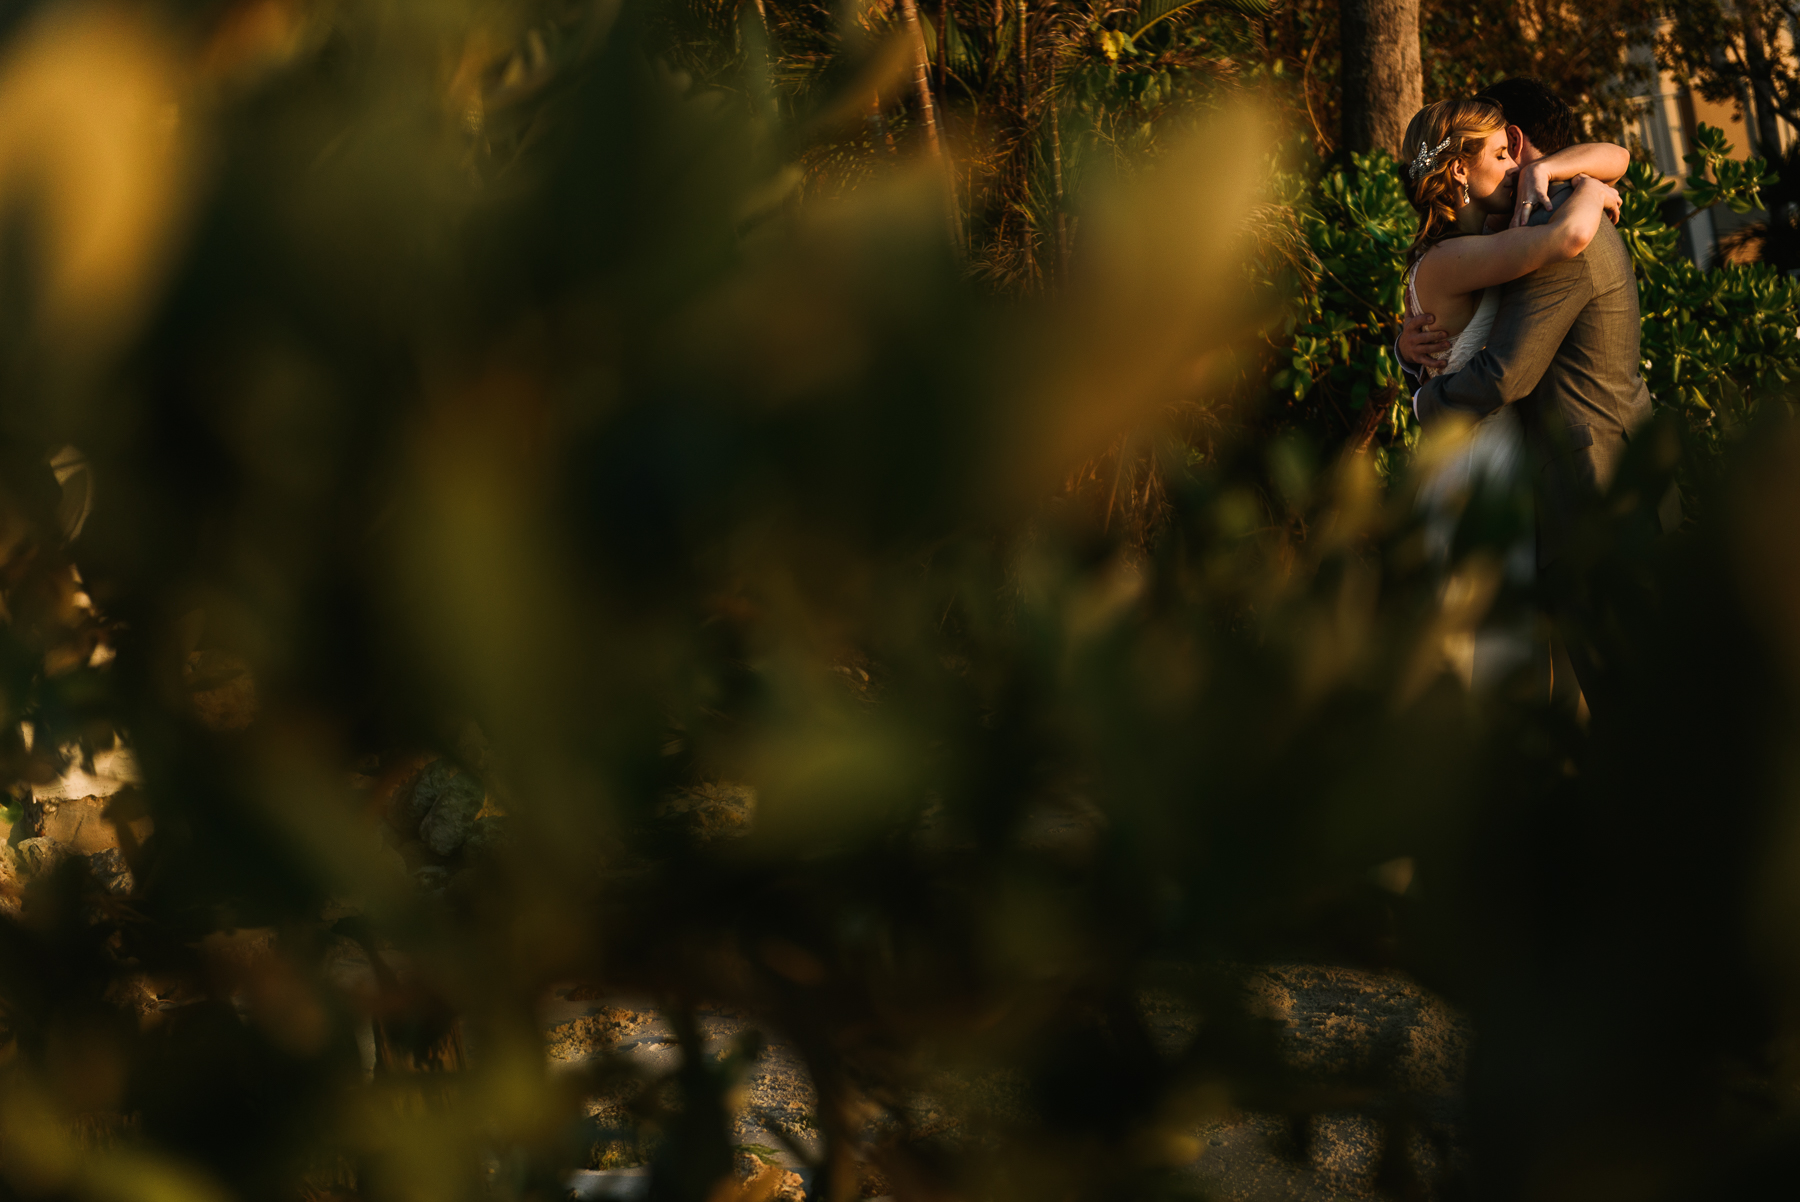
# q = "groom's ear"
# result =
<box><xmin>1506</xmin><ymin>124</ymin><xmax>1526</xmax><ymax>161</ymax></box>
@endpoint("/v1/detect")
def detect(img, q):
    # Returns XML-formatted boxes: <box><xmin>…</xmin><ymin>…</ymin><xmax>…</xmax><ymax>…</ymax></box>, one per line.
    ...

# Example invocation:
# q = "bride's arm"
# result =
<box><xmin>1512</xmin><ymin>142</ymin><xmax>1631</xmax><ymax>226</ymax></box>
<box><xmin>1529</xmin><ymin>142</ymin><xmax>1631</xmax><ymax>184</ymax></box>
<box><xmin>1418</xmin><ymin>176</ymin><xmax>1622</xmax><ymax>297</ymax></box>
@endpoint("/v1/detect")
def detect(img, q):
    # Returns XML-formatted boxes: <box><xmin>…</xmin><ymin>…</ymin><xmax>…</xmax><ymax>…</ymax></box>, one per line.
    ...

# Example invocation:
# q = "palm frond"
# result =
<box><xmin>1132</xmin><ymin>0</ymin><xmax>1272</xmax><ymax>37</ymax></box>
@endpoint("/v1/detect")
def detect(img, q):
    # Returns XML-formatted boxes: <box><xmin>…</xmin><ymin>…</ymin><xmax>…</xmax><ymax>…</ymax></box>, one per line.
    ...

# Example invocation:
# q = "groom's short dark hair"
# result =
<box><xmin>1475</xmin><ymin>78</ymin><xmax>1579</xmax><ymax>154</ymax></box>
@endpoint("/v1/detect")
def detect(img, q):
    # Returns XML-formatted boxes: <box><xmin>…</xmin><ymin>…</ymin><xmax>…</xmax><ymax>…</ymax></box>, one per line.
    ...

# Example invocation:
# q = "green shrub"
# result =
<box><xmin>1263</xmin><ymin>148</ymin><xmax>1417</xmax><ymax>472</ymax></box>
<box><xmin>1618</xmin><ymin>128</ymin><xmax>1800</xmax><ymax>460</ymax></box>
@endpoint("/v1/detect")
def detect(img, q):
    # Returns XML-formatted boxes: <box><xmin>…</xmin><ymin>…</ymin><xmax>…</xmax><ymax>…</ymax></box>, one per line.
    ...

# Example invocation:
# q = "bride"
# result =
<box><xmin>1398</xmin><ymin>97</ymin><xmax>1625</xmax><ymax>691</ymax></box>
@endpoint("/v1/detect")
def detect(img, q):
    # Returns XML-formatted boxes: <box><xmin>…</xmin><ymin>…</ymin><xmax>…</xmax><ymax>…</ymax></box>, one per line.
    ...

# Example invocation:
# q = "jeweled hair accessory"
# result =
<box><xmin>1409</xmin><ymin>135</ymin><xmax>1454</xmax><ymax>180</ymax></box>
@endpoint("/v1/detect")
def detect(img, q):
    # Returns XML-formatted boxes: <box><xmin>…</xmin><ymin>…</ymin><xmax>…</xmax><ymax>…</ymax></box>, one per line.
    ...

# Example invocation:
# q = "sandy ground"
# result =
<box><xmin>1192</xmin><ymin>965</ymin><xmax>1468</xmax><ymax>1199</ymax></box>
<box><xmin>545</xmin><ymin>963</ymin><xmax>1469</xmax><ymax>1201</ymax></box>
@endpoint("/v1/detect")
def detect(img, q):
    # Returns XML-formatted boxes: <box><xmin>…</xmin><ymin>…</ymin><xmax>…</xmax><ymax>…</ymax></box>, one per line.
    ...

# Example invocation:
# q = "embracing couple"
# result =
<box><xmin>1392</xmin><ymin>78</ymin><xmax>1672</xmax><ymax>716</ymax></box>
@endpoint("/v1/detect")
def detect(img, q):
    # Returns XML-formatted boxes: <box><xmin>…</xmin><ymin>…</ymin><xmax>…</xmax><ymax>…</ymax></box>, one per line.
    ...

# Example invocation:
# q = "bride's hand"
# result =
<box><xmin>1573</xmin><ymin>173</ymin><xmax>1623</xmax><ymax>224</ymax></box>
<box><xmin>1510</xmin><ymin>158</ymin><xmax>1556</xmax><ymax>228</ymax></box>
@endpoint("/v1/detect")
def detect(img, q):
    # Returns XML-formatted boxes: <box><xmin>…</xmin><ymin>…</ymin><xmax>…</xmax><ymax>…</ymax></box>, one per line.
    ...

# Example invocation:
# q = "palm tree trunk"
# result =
<box><xmin>1339</xmin><ymin>0</ymin><xmax>1422</xmax><ymax>155</ymax></box>
<box><xmin>897</xmin><ymin>0</ymin><xmax>963</xmax><ymax>246</ymax></box>
<box><xmin>1017</xmin><ymin>0</ymin><xmax>1033</xmax><ymax>277</ymax></box>
<box><xmin>744</xmin><ymin>0</ymin><xmax>778</xmax><ymax>116</ymax></box>
<box><xmin>1050</xmin><ymin>45</ymin><xmax>1068</xmax><ymax>276</ymax></box>
<box><xmin>1016</xmin><ymin>0</ymin><xmax>1029</xmax><ymax>92</ymax></box>
<box><xmin>898</xmin><ymin>0</ymin><xmax>944</xmax><ymax>159</ymax></box>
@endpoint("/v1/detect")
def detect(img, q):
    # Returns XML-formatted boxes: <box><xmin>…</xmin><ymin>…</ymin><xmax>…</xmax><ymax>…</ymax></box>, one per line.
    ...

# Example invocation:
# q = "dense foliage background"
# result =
<box><xmin>2</xmin><ymin>2</ymin><xmax>1800</xmax><ymax>1202</ymax></box>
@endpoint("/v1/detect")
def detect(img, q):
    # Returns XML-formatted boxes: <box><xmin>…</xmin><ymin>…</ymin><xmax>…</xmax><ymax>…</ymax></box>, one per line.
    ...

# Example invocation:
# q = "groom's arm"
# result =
<box><xmin>1413</xmin><ymin>254</ymin><xmax>1594</xmax><ymax>425</ymax></box>
<box><xmin>1394</xmin><ymin>314</ymin><xmax>1449</xmax><ymax>387</ymax></box>
<box><xmin>1394</xmin><ymin>339</ymin><xmax>1421</xmax><ymax>398</ymax></box>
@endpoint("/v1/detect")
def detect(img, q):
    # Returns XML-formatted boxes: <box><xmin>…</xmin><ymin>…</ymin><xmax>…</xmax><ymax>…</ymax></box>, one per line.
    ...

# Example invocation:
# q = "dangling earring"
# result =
<box><xmin>1459</xmin><ymin>183</ymin><xmax>1471</xmax><ymax>206</ymax></box>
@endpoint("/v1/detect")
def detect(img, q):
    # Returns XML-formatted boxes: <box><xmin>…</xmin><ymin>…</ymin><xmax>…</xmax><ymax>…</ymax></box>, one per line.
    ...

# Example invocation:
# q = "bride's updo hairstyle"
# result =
<box><xmin>1400</xmin><ymin>98</ymin><xmax>1507</xmax><ymax>265</ymax></box>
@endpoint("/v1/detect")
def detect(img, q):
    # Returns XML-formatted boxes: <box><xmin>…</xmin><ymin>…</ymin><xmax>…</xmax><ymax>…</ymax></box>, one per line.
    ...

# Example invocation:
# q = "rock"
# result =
<box><xmin>0</xmin><ymin>846</ymin><xmax>20</xmax><ymax>916</ymax></box>
<box><xmin>15</xmin><ymin>836</ymin><xmax>67</xmax><ymax>876</ymax></box>
<box><xmin>462</xmin><ymin>814</ymin><xmax>508</xmax><ymax>858</ymax></box>
<box><xmin>420</xmin><ymin>794</ymin><xmax>482</xmax><ymax>856</ymax></box>
<box><xmin>401</xmin><ymin>759</ymin><xmax>448</xmax><ymax>826</ymax></box>
<box><xmin>186</xmin><ymin>649</ymin><xmax>258</xmax><ymax>732</ymax></box>
<box><xmin>410</xmin><ymin>760</ymin><xmax>485</xmax><ymax>854</ymax></box>
<box><xmin>855</xmin><ymin>1159</ymin><xmax>890</xmax><ymax>1198</ymax></box>
<box><xmin>729</xmin><ymin>1154</ymin><xmax>805</xmax><ymax>1202</ymax></box>
<box><xmin>765</xmin><ymin>1168</ymin><xmax>806</xmax><ymax>1201</ymax></box>
<box><xmin>413</xmin><ymin>865</ymin><xmax>451</xmax><ymax>894</ymax></box>
<box><xmin>547</xmin><ymin>1008</ymin><xmax>649</xmax><ymax>1063</ymax></box>
<box><xmin>1189</xmin><ymin>964</ymin><xmax>1471</xmax><ymax>1199</ymax></box>
<box><xmin>21</xmin><ymin>794</ymin><xmax>141</xmax><ymax>854</ymax></box>
<box><xmin>85</xmin><ymin>847</ymin><xmax>133</xmax><ymax>896</ymax></box>
<box><xmin>657</xmin><ymin>782</ymin><xmax>756</xmax><ymax>841</ymax></box>
<box><xmin>370</xmin><ymin>752</ymin><xmax>438</xmax><ymax>832</ymax></box>
<box><xmin>104</xmin><ymin>973</ymin><xmax>160</xmax><ymax>1016</ymax></box>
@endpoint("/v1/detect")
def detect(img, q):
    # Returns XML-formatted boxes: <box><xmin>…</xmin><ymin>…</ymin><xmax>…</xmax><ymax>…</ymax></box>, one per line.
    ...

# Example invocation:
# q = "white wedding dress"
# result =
<box><xmin>1409</xmin><ymin>263</ymin><xmax>1537</xmax><ymax>693</ymax></box>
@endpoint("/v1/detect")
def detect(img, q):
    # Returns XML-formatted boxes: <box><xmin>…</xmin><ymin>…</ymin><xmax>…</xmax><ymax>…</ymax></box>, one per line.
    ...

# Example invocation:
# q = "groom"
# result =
<box><xmin>1401</xmin><ymin>77</ymin><xmax>1661</xmax><ymax>714</ymax></box>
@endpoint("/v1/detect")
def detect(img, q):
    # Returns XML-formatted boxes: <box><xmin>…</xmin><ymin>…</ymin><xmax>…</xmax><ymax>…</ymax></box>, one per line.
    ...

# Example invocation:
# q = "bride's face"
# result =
<box><xmin>1457</xmin><ymin>129</ymin><xmax>1516</xmax><ymax>213</ymax></box>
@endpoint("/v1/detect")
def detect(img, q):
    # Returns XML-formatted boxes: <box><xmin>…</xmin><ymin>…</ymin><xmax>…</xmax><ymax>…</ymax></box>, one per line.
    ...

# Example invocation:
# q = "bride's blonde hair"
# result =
<box><xmin>1400</xmin><ymin>98</ymin><xmax>1508</xmax><ymax>266</ymax></box>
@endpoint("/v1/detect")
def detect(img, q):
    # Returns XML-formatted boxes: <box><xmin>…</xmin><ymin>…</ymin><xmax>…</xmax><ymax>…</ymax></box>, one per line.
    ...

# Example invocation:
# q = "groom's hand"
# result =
<box><xmin>1398</xmin><ymin>312</ymin><xmax>1450</xmax><ymax>368</ymax></box>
